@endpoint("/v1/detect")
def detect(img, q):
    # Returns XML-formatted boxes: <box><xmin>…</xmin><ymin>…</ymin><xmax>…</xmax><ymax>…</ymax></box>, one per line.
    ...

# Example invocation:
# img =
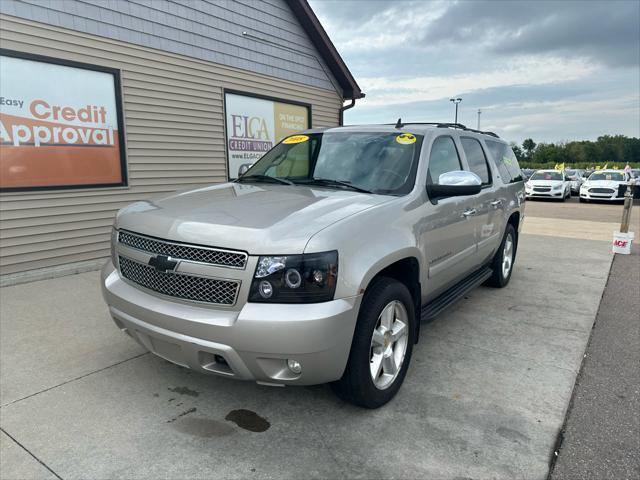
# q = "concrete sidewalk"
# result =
<box><xmin>0</xmin><ymin>230</ymin><xmax>613</xmax><ymax>480</ymax></box>
<box><xmin>550</xmin><ymin>244</ymin><xmax>640</xmax><ymax>480</ymax></box>
<box><xmin>7</xmin><ymin>194</ymin><xmax>636</xmax><ymax>480</ymax></box>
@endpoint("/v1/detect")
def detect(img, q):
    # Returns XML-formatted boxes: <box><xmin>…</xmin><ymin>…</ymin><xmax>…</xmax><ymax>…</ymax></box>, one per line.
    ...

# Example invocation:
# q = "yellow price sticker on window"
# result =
<box><xmin>396</xmin><ymin>133</ymin><xmax>416</xmax><ymax>145</ymax></box>
<box><xmin>282</xmin><ymin>135</ymin><xmax>309</xmax><ymax>144</ymax></box>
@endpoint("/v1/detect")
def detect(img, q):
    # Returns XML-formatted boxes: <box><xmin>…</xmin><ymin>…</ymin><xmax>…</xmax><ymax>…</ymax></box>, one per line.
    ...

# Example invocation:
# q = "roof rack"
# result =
<box><xmin>386</xmin><ymin>120</ymin><xmax>500</xmax><ymax>138</ymax></box>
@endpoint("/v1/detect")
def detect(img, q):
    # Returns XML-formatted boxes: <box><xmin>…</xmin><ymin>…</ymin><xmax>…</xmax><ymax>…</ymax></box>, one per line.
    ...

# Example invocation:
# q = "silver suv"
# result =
<box><xmin>102</xmin><ymin>122</ymin><xmax>525</xmax><ymax>408</ymax></box>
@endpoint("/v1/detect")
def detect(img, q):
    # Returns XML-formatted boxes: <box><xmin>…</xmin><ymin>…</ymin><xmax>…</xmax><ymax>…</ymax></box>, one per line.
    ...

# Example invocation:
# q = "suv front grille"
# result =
<box><xmin>118</xmin><ymin>230</ymin><xmax>247</xmax><ymax>269</ymax></box>
<box><xmin>118</xmin><ymin>256</ymin><xmax>239</xmax><ymax>305</ymax></box>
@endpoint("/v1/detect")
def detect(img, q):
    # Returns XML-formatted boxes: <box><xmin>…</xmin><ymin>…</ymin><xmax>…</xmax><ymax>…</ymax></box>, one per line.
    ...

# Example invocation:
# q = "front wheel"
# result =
<box><xmin>331</xmin><ymin>277</ymin><xmax>416</xmax><ymax>408</ymax></box>
<box><xmin>486</xmin><ymin>223</ymin><xmax>517</xmax><ymax>288</ymax></box>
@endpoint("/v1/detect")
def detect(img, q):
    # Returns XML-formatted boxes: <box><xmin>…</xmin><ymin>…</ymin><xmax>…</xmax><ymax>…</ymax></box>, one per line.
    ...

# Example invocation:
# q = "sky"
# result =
<box><xmin>308</xmin><ymin>0</ymin><xmax>640</xmax><ymax>145</ymax></box>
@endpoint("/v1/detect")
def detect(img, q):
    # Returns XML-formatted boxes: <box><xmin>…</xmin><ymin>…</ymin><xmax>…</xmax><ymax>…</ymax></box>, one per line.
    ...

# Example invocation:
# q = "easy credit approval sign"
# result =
<box><xmin>225</xmin><ymin>92</ymin><xmax>309</xmax><ymax>179</ymax></box>
<box><xmin>0</xmin><ymin>51</ymin><xmax>126</xmax><ymax>191</ymax></box>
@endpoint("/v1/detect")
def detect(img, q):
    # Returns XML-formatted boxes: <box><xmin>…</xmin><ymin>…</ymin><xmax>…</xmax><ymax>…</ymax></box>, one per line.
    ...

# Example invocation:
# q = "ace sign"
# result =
<box><xmin>224</xmin><ymin>92</ymin><xmax>309</xmax><ymax>179</ymax></box>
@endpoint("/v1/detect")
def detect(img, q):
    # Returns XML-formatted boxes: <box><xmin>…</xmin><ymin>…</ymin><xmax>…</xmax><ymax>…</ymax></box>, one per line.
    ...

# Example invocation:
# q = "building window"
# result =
<box><xmin>0</xmin><ymin>50</ymin><xmax>127</xmax><ymax>192</ymax></box>
<box><xmin>224</xmin><ymin>91</ymin><xmax>310</xmax><ymax>180</ymax></box>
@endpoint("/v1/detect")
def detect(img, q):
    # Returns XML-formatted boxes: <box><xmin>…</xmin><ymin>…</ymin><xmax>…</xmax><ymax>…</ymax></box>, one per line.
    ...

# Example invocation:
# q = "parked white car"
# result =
<box><xmin>524</xmin><ymin>170</ymin><xmax>571</xmax><ymax>201</ymax></box>
<box><xmin>580</xmin><ymin>170</ymin><xmax>631</xmax><ymax>202</ymax></box>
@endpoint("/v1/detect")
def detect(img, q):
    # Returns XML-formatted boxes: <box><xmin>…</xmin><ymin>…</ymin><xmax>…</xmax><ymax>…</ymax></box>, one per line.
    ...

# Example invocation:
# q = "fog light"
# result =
<box><xmin>287</xmin><ymin>359</ymin><xmax>302</xmax><ymax>374</ymax></box>
<box><xmin>258</xmin><ymin>281</ymin><xmax>273</xmax><ymax>299</ymax></box>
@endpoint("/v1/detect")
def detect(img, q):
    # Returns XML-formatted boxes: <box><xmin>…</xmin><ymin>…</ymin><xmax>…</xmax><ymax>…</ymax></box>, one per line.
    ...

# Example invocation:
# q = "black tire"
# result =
<box><xmin>331</xmin><ymin>277</ymin><xmax>416</xmax><ymax>409</ymax></box>
<box><xmin>485</xmin><ymin>223</ymin><xmax>517</xmax><ymax>288</ymax></box>
<box><xmin>579</xmin><ymin>197</ymin><xmax>587</xmax><ymax>203</ymax></box>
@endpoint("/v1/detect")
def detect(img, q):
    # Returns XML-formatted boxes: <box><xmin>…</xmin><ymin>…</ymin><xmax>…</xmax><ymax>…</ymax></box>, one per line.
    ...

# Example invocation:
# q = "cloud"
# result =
<box><xmin>356</xmin><ymin>57</ymin><xmax>597</xmax><ymax>107</ymax></box>
<box><xmin>308</xmin><ymin>0</ymin><xmax>640</xmax><ymax>143</ymax></box>
<box><xmin>421</xmin><ymin>0</ymin><xmax>640</xmax><ymax>67</ymax></box>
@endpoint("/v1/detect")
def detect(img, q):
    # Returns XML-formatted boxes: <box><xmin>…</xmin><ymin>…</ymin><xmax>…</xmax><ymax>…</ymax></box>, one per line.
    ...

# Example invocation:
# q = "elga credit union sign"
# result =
<box><xmin>225</xmin><ymin>92</ymin><xmax>309</xmax><ymax>179</ymax></box>
<box><xmin>0</xmin><ymin>52</ymin><xmax>126</xmax><ymax>191</ymax></box>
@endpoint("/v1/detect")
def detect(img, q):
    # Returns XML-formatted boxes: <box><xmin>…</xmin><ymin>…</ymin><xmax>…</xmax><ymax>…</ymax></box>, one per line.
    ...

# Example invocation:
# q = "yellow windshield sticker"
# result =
<box><xmin>283</xmin><ymin>135</ymin><xmax>309</xmax><ymax>144</ymax></box>
<box><xmin>396</xmin><ymin>133</ymin><xmax>416</xmax><ymax>145</ymax></box>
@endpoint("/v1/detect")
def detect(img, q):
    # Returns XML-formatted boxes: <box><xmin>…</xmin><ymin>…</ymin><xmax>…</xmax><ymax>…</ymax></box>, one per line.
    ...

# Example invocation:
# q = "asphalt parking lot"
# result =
<box><xmin>1</xmin><ymin>198</ymin><xmax>637</xmax><ymax>480</ymax></box>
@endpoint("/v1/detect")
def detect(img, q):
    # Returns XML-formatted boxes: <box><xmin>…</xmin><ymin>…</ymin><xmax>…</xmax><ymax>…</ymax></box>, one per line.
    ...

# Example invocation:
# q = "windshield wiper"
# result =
<box><xmin>235</xmin><ymin>175</ymin><xmax>293</xmax><ymax>186</ymax></box>
<box><xmin>308</xmin><ymin>178</ymin><xmax>374</xmax><ymax>194</ymax></box>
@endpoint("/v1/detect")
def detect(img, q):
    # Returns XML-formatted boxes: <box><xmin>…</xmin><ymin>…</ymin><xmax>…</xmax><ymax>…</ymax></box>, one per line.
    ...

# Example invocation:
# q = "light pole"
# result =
<box><xmin>449</xmin><ymin>98</ymin><xmax>462</xmax><ymax>125</ymax></box>
<box><xmin>477</xmin><ymin>109</ymin><xmax>482</xmax><ymax>130</ymax></box>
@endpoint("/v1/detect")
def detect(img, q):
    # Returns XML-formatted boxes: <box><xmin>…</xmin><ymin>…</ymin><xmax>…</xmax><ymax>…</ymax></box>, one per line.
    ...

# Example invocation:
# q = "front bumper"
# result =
<box><xmin>579</xmin><ymin>190</ymin><xmax>624</xmax><ymax>201</ymax></box>
<box><xmin>525</xmin><ymin>190</ymin><xmax>564</xmax><ymax>198</ymax></box>
<box><xmin>101</xmin><ymin>261</ymin><xmax>361</xmax><ymax>386</ymax></box>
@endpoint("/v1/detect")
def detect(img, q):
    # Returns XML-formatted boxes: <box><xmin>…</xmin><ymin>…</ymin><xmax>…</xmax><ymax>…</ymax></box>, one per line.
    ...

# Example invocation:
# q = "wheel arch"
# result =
<box><xmin>360</xmin><ymin>254</ymin><xmax>422</xmax><ymax>343</ymax></box>
<box><xmin>506</xmin><ymin>210</ymin><xmax>520</xmax><ymax>253</ymax></box>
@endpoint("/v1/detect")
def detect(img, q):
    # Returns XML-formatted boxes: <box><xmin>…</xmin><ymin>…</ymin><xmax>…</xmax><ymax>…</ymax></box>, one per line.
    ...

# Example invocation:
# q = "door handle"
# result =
<box><xmin>462</xmin><ymin>208</ymin><xmax>477</xmax><ymax>217</ymax></box>
<box><xmin>490</xmin><ymin>199</ymin><xmax>503</xmax><ymax>207</ymax></box>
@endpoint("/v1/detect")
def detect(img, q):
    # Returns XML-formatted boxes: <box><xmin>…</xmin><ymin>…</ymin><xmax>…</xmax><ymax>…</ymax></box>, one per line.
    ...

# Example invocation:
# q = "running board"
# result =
<box><xmin>421</xmin><ymin>266</ymin><xmax>493</xmax><ymax>322</ymax></box>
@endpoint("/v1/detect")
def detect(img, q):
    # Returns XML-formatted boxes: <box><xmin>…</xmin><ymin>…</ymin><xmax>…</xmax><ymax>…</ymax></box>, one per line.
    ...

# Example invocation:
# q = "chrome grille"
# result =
<box><xmin>589</xmin><ymin>188</ymin><xmax>615</xmax><ymax>194</ymax></box>
<box><xmin>118</xmin><ymin>230</ymin><xmax>247</xmax><ymax>268</ymax></box>
<box><xmin>119</xmin><ymin>256</ymin><xmax>239</xmax><ymax>305</ymax></box>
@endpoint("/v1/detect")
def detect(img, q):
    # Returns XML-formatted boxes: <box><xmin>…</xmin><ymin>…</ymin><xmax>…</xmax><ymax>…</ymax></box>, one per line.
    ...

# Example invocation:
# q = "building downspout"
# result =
<box><xmin>339</xmin><ymin>94</ymin><xmax>364</xmax><ymax>126</ymax></box>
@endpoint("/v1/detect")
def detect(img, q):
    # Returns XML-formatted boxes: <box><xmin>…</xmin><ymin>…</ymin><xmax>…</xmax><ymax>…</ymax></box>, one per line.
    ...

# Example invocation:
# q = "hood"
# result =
<box><xmin>584</xmin><ymin>179</ymin><xmax>625</xmax><ymax>188</ymax></box>
<box><xmin>527</xmin><ymin>179</ymin><xmax>564</xmax><ymax>187</ymax></box>
<box><xmin>116</xmin><ymin>182</ymin><xmax>392</xmax><ymax>254</ymax></box>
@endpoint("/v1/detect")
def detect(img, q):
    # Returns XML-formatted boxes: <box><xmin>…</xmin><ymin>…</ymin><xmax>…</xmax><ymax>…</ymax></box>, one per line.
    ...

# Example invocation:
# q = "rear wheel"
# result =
<box><xmin>486</xmin><ymin>223</ymin><xmax>517</xmax><ymax>288</ymax></box>
<box><xmin>331</xmin><ymin>277</ymin><xmax>416</xmax><ymax>409</ymax></box>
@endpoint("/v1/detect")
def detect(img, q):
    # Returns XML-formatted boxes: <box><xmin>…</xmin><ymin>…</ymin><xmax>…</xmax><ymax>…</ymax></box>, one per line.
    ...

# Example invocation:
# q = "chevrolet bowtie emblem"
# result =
<box><xmin>148</xmin><ymin>255</ymin><xmax>178</xmax><ymax>273</ymax></box>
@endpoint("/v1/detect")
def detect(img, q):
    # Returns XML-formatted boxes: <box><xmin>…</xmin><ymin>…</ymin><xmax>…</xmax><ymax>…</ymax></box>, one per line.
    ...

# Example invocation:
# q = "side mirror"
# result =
<box><xmin>427</xmin><ymin>170</ymin><xmax>482</xmax><ymax>199</ymax></box>
<box><xmin>237</xmin><ymin>163</ymin><xmax>253</xmax><ymax>177</ymax></box>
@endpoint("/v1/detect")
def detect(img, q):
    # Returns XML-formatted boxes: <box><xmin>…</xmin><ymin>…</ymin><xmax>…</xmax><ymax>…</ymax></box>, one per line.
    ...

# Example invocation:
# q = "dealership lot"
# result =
<box><xmin>1</xmin><ymin>199</ymin><xmax>637</xmax><ymax>480</ymax></box>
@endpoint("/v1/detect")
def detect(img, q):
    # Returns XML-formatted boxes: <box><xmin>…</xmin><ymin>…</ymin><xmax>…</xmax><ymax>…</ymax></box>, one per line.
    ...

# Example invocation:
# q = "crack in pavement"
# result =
<box><xmin>1</xmin><ymin>427</ymin><xmax>64</xmax><ymax>480</ymax></box>
<box><xmin>0</xmin><ymin>352</ymin><xmax>149</xmax><ymax>408</ymax></box>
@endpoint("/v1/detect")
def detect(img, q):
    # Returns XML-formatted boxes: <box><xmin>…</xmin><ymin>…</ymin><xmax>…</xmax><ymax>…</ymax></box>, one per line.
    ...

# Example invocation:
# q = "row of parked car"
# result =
<box><xmin>521</xmin><ymin>168</ymin><xmax>640</xmax><ymax>202</ymax></box>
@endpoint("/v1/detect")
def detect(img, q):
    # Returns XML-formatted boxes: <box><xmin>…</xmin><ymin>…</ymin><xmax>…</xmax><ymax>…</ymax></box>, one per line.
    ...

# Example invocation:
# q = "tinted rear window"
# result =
<box><xmin>485</xmin><ymin>140</ymin><xmax>523</xmax><ymax>183</ymax></box>
<box><xmin>461</xmin><ymin>137</ymin><xmax>491</xmax><ymax>185</ymax></box>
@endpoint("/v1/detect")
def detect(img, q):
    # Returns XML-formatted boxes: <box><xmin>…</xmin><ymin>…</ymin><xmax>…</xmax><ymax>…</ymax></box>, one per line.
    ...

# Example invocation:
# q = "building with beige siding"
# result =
<box><xmin>0</xmin><ymin>0</ymin><xmax>363</xmax><ymax>284</ymax></box>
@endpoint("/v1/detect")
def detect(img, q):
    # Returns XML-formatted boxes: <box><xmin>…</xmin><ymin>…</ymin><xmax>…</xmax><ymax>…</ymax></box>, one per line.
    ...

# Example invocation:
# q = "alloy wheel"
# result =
<box><xmin>502</xmin><ymin>233</ymin><xmax>514</xmax><ymax>279</ymax></box>
<box><xmin>369</xmin><ymin>300</ymin><xmax>409</xmax><ymax>390</ymax></box>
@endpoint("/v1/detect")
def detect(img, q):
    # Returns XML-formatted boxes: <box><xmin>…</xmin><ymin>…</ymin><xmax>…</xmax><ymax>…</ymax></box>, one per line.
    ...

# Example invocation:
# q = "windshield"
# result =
<box><xmin>240</xmin><ymin>132</ymin><xmax>423</xmax><ymax>195</ymax></box>
<box><xmin>530</xmin><ymin>171</ymin><xmax>563</xmax><ymax>181</ymax></box>
<box><xmin>589</xmin><ymin>172</ymin><xmax>626</xmax><ymax>181</ymax></box>
<box><xmin>565</xmin><ymin>170</ymin><xmax>577</xmax><ymax>176</ymax></box>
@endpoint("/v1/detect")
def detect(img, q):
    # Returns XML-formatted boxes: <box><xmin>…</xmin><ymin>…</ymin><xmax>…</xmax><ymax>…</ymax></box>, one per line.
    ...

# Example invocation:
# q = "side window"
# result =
<box><xmin>485</xmin><ymin>140</ymin><xmax>523</xmax><ymax>183</ymax></box>
<box><xmin>428</xmin><ymin>136</ymin><xmax>462</xmax><ymax>184</ymax></box>
<box><xmin>461</xmin><ymin>137</ymin><xmax>491</xmax><ymax>185</ymax></box>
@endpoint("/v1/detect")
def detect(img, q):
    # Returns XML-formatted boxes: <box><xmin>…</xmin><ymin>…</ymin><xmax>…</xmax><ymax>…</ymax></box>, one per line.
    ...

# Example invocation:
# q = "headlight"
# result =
<box><xmin>249</xmin><ymin>251</ymin><xmax>338</xmax><ymax>303</ymax></box>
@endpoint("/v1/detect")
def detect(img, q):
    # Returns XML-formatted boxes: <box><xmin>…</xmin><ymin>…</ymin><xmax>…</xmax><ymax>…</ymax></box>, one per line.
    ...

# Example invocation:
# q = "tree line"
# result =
<box><xmin>510</xmin><ymin>135</ymin><xmax>640</xmax><ymax>169</ymax></box>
